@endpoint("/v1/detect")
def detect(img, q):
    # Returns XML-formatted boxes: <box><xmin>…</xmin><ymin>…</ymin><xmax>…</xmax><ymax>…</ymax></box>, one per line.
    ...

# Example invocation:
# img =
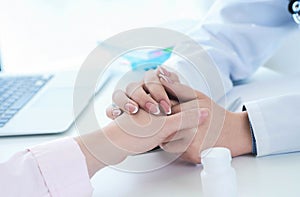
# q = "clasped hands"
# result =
<box><xmin>106</xmin><ymin>67</ymin><xmax>252</xmax><ymax>164</ymax></box>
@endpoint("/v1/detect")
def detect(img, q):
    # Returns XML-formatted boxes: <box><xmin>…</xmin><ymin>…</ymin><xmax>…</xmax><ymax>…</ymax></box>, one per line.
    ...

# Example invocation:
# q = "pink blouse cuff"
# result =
<box><xmin>29</xmin><ymin>138</ymin><xmax>93</xmax><ymax>197</ymax></box>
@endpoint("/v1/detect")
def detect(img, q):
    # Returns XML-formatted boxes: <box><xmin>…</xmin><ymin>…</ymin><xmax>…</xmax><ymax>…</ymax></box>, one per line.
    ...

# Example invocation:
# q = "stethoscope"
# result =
<box><xmin>289</xmin><ymin>0</ymin><xmax>300</xmax><ymax>24</ymax></box>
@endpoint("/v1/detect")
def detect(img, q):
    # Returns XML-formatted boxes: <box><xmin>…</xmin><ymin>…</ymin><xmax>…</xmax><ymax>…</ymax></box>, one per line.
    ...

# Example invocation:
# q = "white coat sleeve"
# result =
<box><xmin>244</xmin><ymin>94</ymin><xmax>300</xmax><ymax>156</ymax></box>
<box><xmin>165</xmin><ymin>0</ymin><xmax>297</xmax><ymax>98</ymax></box>
<box><xmin>164</xmin><ymin>0</ymin><xmax>299</xmax><ymax>156</ymax></box>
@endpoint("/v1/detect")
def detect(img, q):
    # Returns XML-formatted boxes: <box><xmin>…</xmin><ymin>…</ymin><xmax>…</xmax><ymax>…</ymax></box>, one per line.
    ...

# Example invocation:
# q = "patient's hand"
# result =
<box><xmin>76</xmin><ymin>106</ymin><xmax>208</xmax><ymax>177</ymax></box>
<box><xmin>105</xmin><ymin>107</ymin><xmax>207</xmax><ymax>155</ymax></box>
<box><xmin>107</xmin><ymin>66</ymin><xmax>180</xmax><ymax>118</ymax></box>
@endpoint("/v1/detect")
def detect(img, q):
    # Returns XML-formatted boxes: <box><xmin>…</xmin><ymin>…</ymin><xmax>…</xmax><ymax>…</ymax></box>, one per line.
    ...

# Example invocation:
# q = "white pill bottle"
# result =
<box><xmin>201</xmin><ymin>147</ymin><xmax>238</xmax><ymax>197</ymax></box>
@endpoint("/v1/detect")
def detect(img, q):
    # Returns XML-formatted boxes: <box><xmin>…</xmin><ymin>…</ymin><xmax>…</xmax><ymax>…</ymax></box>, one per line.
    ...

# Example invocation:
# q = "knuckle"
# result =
<box><xmin>126</xmin><ymin>82</ymin><xmax>140</xmax><ymax>96</ymax></box>
<box><xmin>171</xmin><ymin>73</ymin><xmax>179</xmax><ymax>81</ymax></box>
<box><xmin>145</xmin><ymin>69</ymin><xmax>156</xmax><ymax>78</ymax></box>
<box><xmin>146</xmin><ymin>85</ymin><xmax>165</xmax><ymax>99</ymax></box>
<box><xmin>145</xmin><ymin>70</ymin><xmax>160</xmax><ymax>83</ymax></box>
<box><xmin>131</xmin><ymin>91</ymin><xmax>155</xmax><ymax>107</ymax></box>
<box><xmin>112</xmin><ymin>89</ymin><xmax>123</xmax><ymax>102</ymax></box>
<box><xmin>131</xmin><ymin>97</ymin><xmax>145</xmax><ymax>106</ymax></box>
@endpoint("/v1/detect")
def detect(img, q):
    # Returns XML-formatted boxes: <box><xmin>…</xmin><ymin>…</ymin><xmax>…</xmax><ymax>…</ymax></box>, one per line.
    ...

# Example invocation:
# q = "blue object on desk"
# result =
<box><xmin>97</xmin><ymin>40</ymin><xmax>173</xmax><ymax>71</ymax></box>
<box><xmin>123</xmin><ymin>47</ymin><xmax>173</xmax><ymax>71</ymax></box>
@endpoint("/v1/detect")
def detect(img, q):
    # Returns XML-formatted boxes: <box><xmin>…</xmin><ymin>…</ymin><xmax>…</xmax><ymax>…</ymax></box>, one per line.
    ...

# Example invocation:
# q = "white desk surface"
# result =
<box><xmin>0</xmin><ymin>67</ymin><xmax>300</xmax><ymax>197</ymax></box>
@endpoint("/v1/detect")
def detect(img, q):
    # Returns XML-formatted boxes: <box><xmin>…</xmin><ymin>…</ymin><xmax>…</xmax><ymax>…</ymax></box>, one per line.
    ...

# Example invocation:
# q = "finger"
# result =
<box><xmin>112</xmin><ymin>89</ymin><xmax>139</xmax><ymax>114</ymax></box>
<box><xmin>160</xmin><ymin>139</ymin><xmax>188</xmax><ymax>154</ymax></box>
<box><xmin>159</xmin><ymin>76</ymin><xmax>208</xmax><ymax>102</ymax></box>
<box><xmin>158</xmin><ymin>66</ymin><xmax>180</xmax><ymax>83</ymax></box>
<box><xmin>144</xmin><ymin>70</ymin><xmax>171</xmax><ymax>114</ymax></box>
<box><xmin>160</xmin><ymin>78</ymin><xmax>197</xmax><ymax>102</ymax></box>
<box><xmin>171</xmin><ymin>100</ymin><xmax>210</xmax><ymax>114</ymax></box>
<box><xmin>180</xmin><ymin>152</ymin><xmax>201</xmax><ymax>164</ymax></box>
<box><xmin>162</xmin><ymin>132</ymin><xmax>177</xmax><ymax>143</ymax></box>
<box><xmin>106</xmin><ymin>104</ymin><xmax>123</xmax><ymax>120</ymax></box>
<box><xmin>163</xmin><ymin>128</ymin><xmax>195</xmax><ymax>143</ymax></box>
<box><xmin>160</xmin><ymin>108</ymin><xmax>209</xmax><ymax>140</ymax></box>
<box><xmin>126</xmin><ymin>82</ymin><xmax>160</xmax><ymax>115</ymax></box>
<box><xmin>160</xmin><ymin>128</ymin><xmax>197</xmax><ymax>153</ymax></box>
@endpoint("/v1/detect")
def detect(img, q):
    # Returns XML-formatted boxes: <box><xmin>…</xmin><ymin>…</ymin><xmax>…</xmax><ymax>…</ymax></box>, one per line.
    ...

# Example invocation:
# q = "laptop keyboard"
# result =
<box><xmin>0</xmin><ymin>75</ymin><xmax>53</xmax><ymax>127</ymax></box>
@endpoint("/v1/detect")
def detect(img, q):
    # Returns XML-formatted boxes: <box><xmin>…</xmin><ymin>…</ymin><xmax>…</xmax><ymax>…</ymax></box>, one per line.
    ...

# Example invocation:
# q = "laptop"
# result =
<box><xmin>0</xmin><ymin>49</ymin><xmax>110</xmax><ymax>136</ymax></box>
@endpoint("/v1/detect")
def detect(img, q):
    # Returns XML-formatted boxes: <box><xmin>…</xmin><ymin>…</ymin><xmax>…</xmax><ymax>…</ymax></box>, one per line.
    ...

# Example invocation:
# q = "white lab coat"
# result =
<box><xmin>165</xmin><ymin>0</ymin><xmax>300</xmax><ymax>156</ymax></box>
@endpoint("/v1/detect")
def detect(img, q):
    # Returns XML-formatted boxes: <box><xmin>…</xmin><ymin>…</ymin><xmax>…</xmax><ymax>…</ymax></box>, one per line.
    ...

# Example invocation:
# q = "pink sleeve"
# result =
<box><xmin>29</xmin><ymin>138</ymin><xmax>94</xmax><ymax>197</ymax></box>
<box><xmin>0</xmin><ymin>138</ymin><xmax>93</xmax><ymax>197</ymax></box>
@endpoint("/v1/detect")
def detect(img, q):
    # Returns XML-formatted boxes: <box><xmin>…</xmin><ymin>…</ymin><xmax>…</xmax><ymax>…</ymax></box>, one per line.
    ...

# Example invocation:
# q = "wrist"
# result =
<box><xmin>75</xmin><ymin>136</ymin><xmax>106</xmax><ymax>178</ymax></box>
<box><xmin>221</xmin><ymin>111</ymin><xmax>252</xmax><ymax>157</ymax></box>
<box><xmin>75</xmin><ymin>122</ymin><xmax>129</xmax><ymax>178</ymax></box>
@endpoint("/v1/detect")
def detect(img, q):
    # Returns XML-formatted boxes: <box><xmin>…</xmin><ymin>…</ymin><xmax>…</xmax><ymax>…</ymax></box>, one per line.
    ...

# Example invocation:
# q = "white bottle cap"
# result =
<box><xmin>201</xmin><ymin>147</ymin><xmax>232</xmax><ymax>172</ymax></box>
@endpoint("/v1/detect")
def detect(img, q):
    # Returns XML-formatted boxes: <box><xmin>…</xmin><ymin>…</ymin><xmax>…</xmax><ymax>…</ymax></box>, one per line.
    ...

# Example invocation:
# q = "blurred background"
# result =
<box><xmin>0</xmin><ymin>0</ymin><xmax>299</xmax><ymax>74</ymax></box>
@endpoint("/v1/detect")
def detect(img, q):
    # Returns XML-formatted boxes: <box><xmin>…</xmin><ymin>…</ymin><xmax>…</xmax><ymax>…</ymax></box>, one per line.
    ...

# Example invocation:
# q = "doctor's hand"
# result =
<box><xmin>107</xmin><ymin>66</ymin><xmax>180</xmax><ymax>118</ymax></box>
<box><xmin>157</xmin><ymin>78</ymin><xmax>253</xmax><ymax>163</ymax></box>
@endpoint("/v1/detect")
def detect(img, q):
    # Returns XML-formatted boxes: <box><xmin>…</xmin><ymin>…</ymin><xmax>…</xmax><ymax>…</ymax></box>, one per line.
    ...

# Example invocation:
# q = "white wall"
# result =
<box><xmin>0</xmin><ymin>0</ymin><xmax>205</xmax><ymax>73</ymax></box>
<box><xmin>0</xmin><ymin>0</ymin><xmax>298</xmax><ymax>74</ymax></box>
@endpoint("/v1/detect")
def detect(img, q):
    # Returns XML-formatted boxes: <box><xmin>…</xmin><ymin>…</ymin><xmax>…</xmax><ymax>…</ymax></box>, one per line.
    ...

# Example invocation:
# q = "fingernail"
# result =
<box><xmin>159</xmin><ymin>74</ymin><xmax>173</xmax><ymax>84</ymax></box>
<box><xmin>199</xmin><ymin>109</ymin><xmax>209</xmax><ymax>121</ymax></box>
<box><xmin>160</xmin><ymin>100</ymin><xmax>171</xmax><ymax>115</ymax></box>
<box><xmin>124</xmin><ymin>103</ymin><xmax>138</xmax><ymax>114</ymax></box>
<box><xmin>159</xmin><ymin>67</ymin><xmax>170</xmax><ymax>76</ymax></box>
<box><xmin>145</xmin><ymin>102</ymin><xmax>160</xmax><ymax>115</ymax></box>
<box><xmin>112</xmin><ymin>108</ymin><xmax>122</xmax><ymax>117</ymax></box>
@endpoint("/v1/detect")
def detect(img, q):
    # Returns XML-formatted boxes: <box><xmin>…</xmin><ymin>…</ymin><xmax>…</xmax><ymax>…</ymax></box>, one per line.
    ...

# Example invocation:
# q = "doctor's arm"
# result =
<box><xmin>157</xmin><ymin>80</ymin><xmax>300</xmax><ymax>162</ymax></box>
<box><xmin>109</xmin><ymin>69</ymin><xmax>300</xmax><ymax>162</ymax></box>
<box><xmin>112</xmin><ymin>0</ymin><xmax>297</xmax><ymax>114</ymax></box>
<box><xmin>0</xmin><ymin>108</ymin><xmax>206</xmax><ymax>197</ymax></box>
<box><xmin>244</xmin><ymin>94</ymin><xmax>300</xmax><ymax>156</ymax></box>
<box><xmin>164</xmin><ymin>0</ymin><xmax>297</xmax><ymax>93</ymax></box>
<box><xmin>166</xmin><ymin>0</ymin><xmax>300</xmax><ymax>158</ymax></box>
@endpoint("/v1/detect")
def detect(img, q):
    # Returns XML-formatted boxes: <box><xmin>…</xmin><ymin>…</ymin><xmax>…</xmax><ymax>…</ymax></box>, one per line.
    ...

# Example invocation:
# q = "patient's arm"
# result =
<box><xmin>75</xmin><ymin>107</ymin><xmax>207</xmax><ymax>177</ymax></box>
